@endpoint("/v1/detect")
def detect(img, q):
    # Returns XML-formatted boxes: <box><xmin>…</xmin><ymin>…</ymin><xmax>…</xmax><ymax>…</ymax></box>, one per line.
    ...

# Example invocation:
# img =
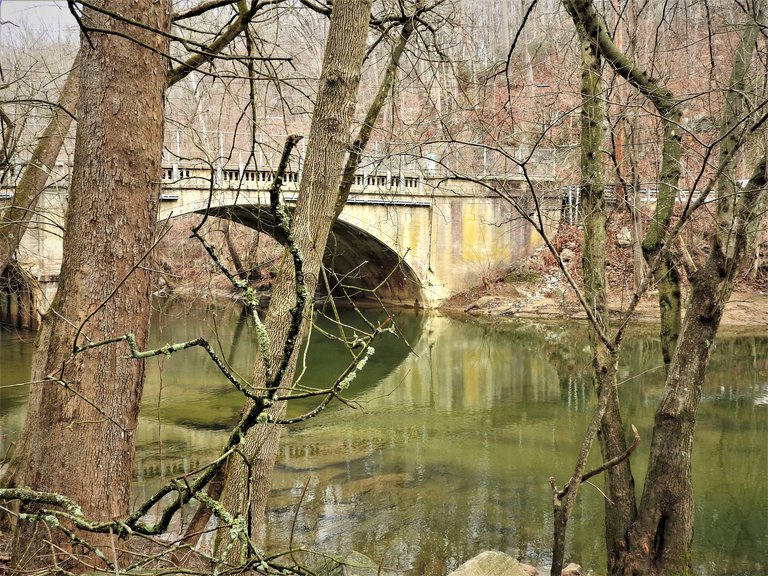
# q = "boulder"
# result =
<box><xmin>447</xmin><ymin>551</ymin><xmax>532</xmax><ymax>576</ymax></box>
<box><xmin>560</xmin><ymin>248</ymin><xmax>575</xmax><ymax>262</ymax></box>
<box><xmin>562</xmin><ymin>563</ymin><xmax>582</xmax><ymax>576</ymax></box>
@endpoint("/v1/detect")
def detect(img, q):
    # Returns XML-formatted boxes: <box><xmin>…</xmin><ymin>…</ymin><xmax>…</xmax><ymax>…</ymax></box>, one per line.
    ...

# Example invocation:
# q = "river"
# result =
<box><xmin>1</xmin><ymin>299</ymin><xmax>766</xmax><ymax>575</ymax></box>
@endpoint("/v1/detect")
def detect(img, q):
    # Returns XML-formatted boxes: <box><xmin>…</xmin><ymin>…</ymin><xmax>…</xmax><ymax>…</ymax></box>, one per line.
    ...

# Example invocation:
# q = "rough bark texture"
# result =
<box><xmin>565</xmin><ymin>0</ymin><xmax>684</xmax><ymax>372</ymax></box>
<box><xmin>618</xmin><ymin>8</ymin><xmax>764</xmax><ymax>568</ymax></box>
<box><xmin>5</xmin><ymin>0</ymin><xmax>170</xmax><ymax>569</ymax></box>
<box><xmin>217</xmin><ymin>0</ymin><xmax>372</xmax><ymax>555</ymax></box>
<box><xmin>554</xmin><ymin>17</ymin><xmax>636</xmax><ymax>572</ymax></box>
<box><xmin>0</xmin><ymin>51</ymin><xmax>81</xmax><ymax>277</ymax></box>
<box><xmin>716</xmin><ymin>4</ymin><xmax>761</xmax><ymax>254</ymax></box>
<box><xmin>641</xmin><ymin>114</ymin><xmax>682</xmax><ymax>370</ymax></box>
<box><xmin>621</xmin><ymin>158</ymin><xmax>766</xmax><ymax>575</ymax></box>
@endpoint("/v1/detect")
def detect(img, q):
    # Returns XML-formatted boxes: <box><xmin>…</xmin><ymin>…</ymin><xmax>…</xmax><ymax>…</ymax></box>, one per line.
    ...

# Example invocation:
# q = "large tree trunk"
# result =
<box><xmin>562</xmin><ymin>2</ymin><xmax>763</xmax><ymax>574</ymax></box>
<box><xmin>217</xmin><ymin>0</ymin><xmax>372</xmax><ymax>555</ymax></box>
<box><xmin>564</xmin><ymin>0</ymin><xmax>684</xmax><ymax>373</ymax></box>
<box><xmin>5</xmin><ymin>0</ymin><xmax>170</xmax><ymax>569</ymax></box>
<box><xmin>620</xmin><ymin>159</ymin><xmax>765</xmax><ymax>576</ymax></box>
<box><xmin>334</xmin><ymin>14</ymin><xmax>417</xmax><ymax>217</ymax></box>
<box><xmin>617</xmin><ymin>4</ymin><xmax>764</xmax><ymax>570</ymax></box>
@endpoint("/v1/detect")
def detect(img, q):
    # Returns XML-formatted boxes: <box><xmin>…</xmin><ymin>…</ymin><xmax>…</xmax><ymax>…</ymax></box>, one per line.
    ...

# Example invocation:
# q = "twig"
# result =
<box><xmin>556</xmin><ymin>425</ymin><xmax>640</xmax><ymax>501</ymax></box>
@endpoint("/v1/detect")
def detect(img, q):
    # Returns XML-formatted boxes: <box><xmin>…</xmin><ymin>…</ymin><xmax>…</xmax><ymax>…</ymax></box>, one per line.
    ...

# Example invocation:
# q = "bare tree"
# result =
<box><xmin>552</xmin><ymin>1</ymin><xmax>767</xmax><ymax>573</ymax></box>
<box><xmin>0</xmin><ymin>0</ymin><xmax>298</xmax><ymax>569</ymax></box>
<box><xmin>0</xmin><ymin>50</ymin><xmax>80</xmax><ymax>285</ymax></box>
<box><xmin>3</xmin><ymin>0</ymin><xmax>171</xmax><ymax>567</ymax></box>
<box><xmin>216</xmin><ymin>0</ymin><xmax>375</xmax><ymax>555</ymax></box>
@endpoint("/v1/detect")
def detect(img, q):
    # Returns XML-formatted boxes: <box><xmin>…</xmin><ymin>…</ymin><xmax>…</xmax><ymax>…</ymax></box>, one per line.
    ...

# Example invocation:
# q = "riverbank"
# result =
<box><xmin>438</xmin><ymin>220</ymin><xmax>767</xmax><ymax>332</ymax></box>
<box><xmin>160</xmin><ymin>268</ymin><xmax>768</xmax><ymax>333</ymax></box>
<box><xmin>443</xmin><ymin>269</ymin><xmax>768</xmax><ymax>331</ymax></box>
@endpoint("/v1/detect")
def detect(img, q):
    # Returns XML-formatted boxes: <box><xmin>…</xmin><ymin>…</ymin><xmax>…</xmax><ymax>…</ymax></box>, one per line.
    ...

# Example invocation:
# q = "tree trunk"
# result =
<box><xmin>620</xmin><ymin>159</ymin><xmax>765</xmax><ymax>573</ymax></box>
<box><xmin>0</xmin><ymin>50</ymin><xmax>81</xmax><ymax>277</ymax></box>
<box><xmin>562</xmin><ymin>2</ymin><xmax>764</xmax><ymax>574</ymax></box>
<box><xmin>641</xmin><ymin>114</ymin><xmax>683</xmax><ymax>370</ymax></box>
<box><xmin>560</xmin><ymin>14</ymin><xmax>637</xmax><ymax>572</ymax></box>
<box><xmin>716</xmin><ymin>3</ymin><xmax>761</xmax><ymax>254</ymax></box>
<box><xmin>617</xmin><ymin>6</ymin><xmax>764</xmax><ymax>570</ymax></box>
<box><xmin>335</xmin><ymin>15</ymin><xmax>416</xmax><ymax>218</ymax></box>
<box><xmin>223</xmin><ymin>220</ymin><xmax>248</xmax><ymax>280</ymax></box>
<box><xmin>217</xmin><ymin>0</ymin><xmax>372</xmax><ymax>556</ymax></box>
<box><xmin>5</xmin><ymin>0</ymin><xmax>170</xmax><ymax>569</ymax></box>
<box><xmin>565</xmin><ymin>0</ymin><xmax>685</xmax><ymax>372</ymax></box>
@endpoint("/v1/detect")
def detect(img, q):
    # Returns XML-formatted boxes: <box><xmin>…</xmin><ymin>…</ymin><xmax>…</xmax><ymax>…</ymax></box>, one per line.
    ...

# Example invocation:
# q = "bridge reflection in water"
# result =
<box><xmin>1</xmin><ymin>300</ymin><xmax>765</xmax><ymax>575</ymax></box>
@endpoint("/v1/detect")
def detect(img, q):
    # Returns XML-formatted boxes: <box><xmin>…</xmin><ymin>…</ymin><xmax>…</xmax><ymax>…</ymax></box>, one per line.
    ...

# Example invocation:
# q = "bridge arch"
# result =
<box><xmin>7</xmin><ymin>168</ymin><xmax>557</xmax><ymax>322</ymax></box>
<box><xmin>196</xmin><ymin>204</ymin><xmax>425</xmax><ymax>307</ymax></box>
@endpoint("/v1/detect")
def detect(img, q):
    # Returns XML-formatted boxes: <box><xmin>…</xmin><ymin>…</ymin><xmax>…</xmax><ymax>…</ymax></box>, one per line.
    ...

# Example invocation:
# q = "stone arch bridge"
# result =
<box><xmin>2</xmin><ymin>165</ymin><xmax>558</xmax><ymax>328</ymax></box>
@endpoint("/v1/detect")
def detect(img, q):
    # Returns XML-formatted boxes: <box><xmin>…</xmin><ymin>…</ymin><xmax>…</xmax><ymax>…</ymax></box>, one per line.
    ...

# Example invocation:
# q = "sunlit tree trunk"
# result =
<box><xmin>217</xmin><ymin>0</ymin><xmax>373</xmax><ymax>554</ymax></box>
<box><xmin>623</xmin><ymin>158</ymin><xmax>765</xmax><ymax>575</ymax></box>
<box><xmin>335</xmin><ymin>15</ymin><xmax>417</xmax><ymax>217</ymax></box>
<box><xmin>621</xmin><ymin>5</ymin><xmax>764</xmax><ymax>571</ymax></box>
<box><xmin>5</xmin><ymin>0</ymin><xmax>170</xmax><ymax>569</ymax></box>
<box><xmin>555</xmin><ymin>9</ymin><xmax>637</xmax><ymax>572</ymax></box>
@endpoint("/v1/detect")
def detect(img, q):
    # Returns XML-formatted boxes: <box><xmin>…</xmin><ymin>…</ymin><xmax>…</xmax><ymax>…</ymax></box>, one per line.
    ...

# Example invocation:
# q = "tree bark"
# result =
<box><xmin>5</xmin><ymin>0</ymin><xmax>170</xmax><ymax>569</ymax></box>
<box><xmin>562</xmin><ymin>2</ymin><xmax>763</xmax><ymax>574</ymax></box>
<box><xmin>564</xmin><ymin>0</ymin><xmax>684</xmax><ymax>372</ymax></box>
<box><xmin>217</xmin><ymin>0</ymin><xmax>372</xmax><ymax>556</ymax></box>
<box><xmin>622</xmin><ymin>157</ymin><xmax>766</xmax><ymax>575</ymax></box>
<box><xmin>557</xmin><ymin>12</ymin><xmax>637</xmax><ymax>571</ymax></box>
<box><xmin>618</xmin><ymin>4</ymin><xmax>764</xmax><ymax>567</ymax></box>
<box><xmin>1</xmin><ymin>0</ymin><xmax>304</xmax><ymax>566</ymax></box>
<box><xmin>334</xmin><ymin>13</ymin><xmax>417</xmax><ymax>218</ymax></box>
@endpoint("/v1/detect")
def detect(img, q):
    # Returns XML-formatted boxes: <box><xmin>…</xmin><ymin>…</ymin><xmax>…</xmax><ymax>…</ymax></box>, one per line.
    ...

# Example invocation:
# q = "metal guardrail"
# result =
<box><xmin>560</xmin><ymin>185</ymin><xmax>714</xmax><ymax>224</ymax></box>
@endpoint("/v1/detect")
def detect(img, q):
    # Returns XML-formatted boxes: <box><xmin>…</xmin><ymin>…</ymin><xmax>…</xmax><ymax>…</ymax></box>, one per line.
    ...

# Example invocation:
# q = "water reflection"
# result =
<box><xmin>265</xmin><ymin>319</ymin><xmax>767</xmax><ymax>576</ymax></box>
<box><xmin>0</xmin><ymin>304</ymin><xmax>766</xmax><ymax>576</ymax></box>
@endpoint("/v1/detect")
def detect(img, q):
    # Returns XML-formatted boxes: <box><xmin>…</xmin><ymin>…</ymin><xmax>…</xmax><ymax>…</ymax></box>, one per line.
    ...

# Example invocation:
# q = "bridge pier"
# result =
<box><xmin>0</xmin><ymin>269</ymin><xmax>49</xmax><ymax>331</ymax></box>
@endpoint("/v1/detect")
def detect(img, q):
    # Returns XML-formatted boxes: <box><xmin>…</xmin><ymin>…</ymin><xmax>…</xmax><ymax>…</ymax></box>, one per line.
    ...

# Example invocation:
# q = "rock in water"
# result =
<box><xmin>561</xmin><ymin>563</ymin><xmax>582</xmax><ymax>576</ymax></box>
<box><xmin>448</xmin><ymin>551</ymin><xmax>533</xmax><ymax>576</ymax></box>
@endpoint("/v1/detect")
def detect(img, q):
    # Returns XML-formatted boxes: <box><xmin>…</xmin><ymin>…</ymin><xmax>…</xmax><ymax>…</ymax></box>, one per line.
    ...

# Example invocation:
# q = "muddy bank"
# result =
<box><xmin>442</xmin><ymin>269</ymin><xmax>768</xmax><ymax>332</ymax></box>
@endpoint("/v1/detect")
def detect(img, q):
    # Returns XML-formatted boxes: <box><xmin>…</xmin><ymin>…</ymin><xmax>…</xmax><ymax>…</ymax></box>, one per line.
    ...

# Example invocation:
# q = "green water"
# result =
<box><xmin>1</xmin><ymin>300</ymin><xmax>766</xmax><ymax>575</ymax></box>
